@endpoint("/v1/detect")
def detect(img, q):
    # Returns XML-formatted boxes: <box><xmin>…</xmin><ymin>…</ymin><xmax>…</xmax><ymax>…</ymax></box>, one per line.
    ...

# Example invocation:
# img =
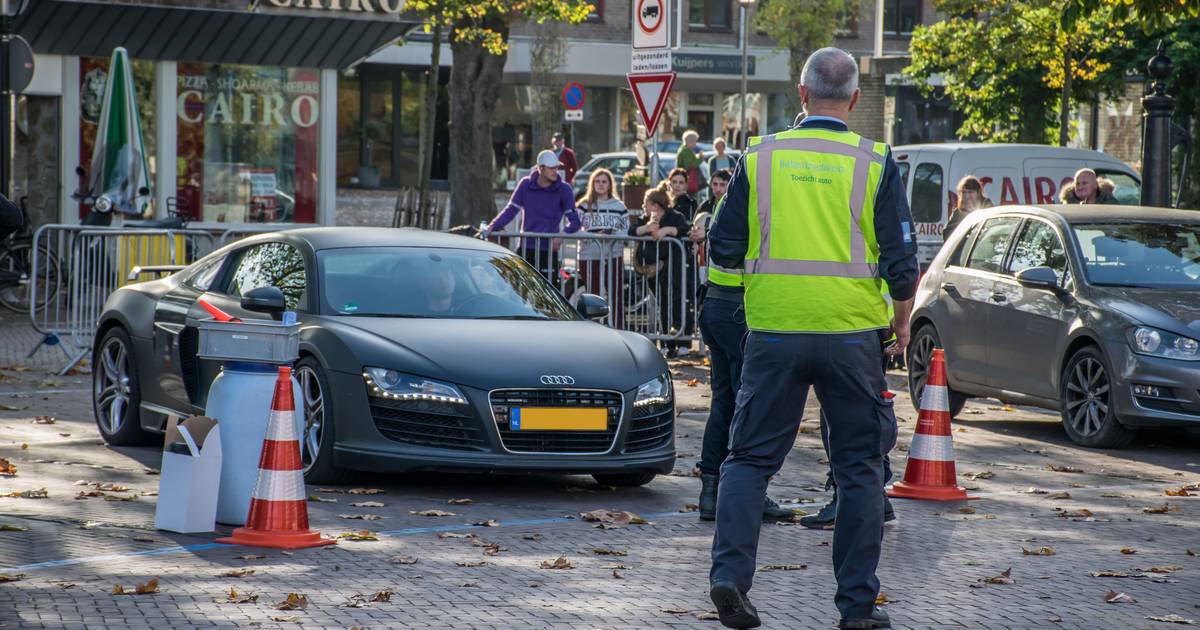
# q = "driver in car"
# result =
<box><xmin>424</xmin><ymin>267</ymin><xmax>456</xmax><ymax>316</ymax></box>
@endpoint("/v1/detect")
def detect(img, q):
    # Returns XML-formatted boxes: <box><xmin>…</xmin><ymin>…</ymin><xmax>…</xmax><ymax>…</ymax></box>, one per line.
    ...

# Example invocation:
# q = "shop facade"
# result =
<box><xmin>13</xmin><ymin>0</ymin><xmax>411</xmax><ymax>226</ymax></box>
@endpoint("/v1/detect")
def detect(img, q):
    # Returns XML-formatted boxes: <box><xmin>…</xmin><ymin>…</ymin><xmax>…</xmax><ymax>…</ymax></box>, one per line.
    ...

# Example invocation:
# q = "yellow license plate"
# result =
<box><xmin>510</xmin><ymin>407</ymin><xmax>607</xmax><ymax>431</ymax></box>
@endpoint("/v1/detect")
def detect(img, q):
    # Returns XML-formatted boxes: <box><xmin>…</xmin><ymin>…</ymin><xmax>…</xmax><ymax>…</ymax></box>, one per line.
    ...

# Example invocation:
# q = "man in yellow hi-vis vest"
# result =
<box><xmin>706</xmin><ymin>48</ymin><xmax>919</xmax><ymax>630</ymax></box>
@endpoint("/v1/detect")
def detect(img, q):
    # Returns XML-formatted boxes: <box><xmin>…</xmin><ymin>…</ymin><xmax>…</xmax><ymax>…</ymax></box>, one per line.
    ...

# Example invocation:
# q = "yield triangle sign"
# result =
<box><xmin>626</xmin><ymin>72</ymin><xmax>677</xmax><ymax>137</ymax></box>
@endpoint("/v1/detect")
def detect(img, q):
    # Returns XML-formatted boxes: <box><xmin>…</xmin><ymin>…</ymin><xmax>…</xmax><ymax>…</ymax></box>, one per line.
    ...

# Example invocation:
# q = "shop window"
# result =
<box><xmin>836</xmin><ymin>1</ymin><xmax>859</xmax><ymax>36</ymax></box>
<box><xmin>689</xmin><ymin>0</ymin><xmax>732</xmax><ymax>30</ymax></box>
<box><xmin>883</xmin><ymin>0</ymin><xmax>921</xmax><ymax>35</ymax></box>
<box><xmin>176</xmin><ymin>63</ymin><xmax>319</xmax><ymax>224</ymax></box>
<box><xmin>586</xmin><ymin>0</ymin><xmax>604</xmax><ymax>21</ymax></box>
<box><xmin>79</xmin><ymin>57</ymin><xmax>157</xmax><ymax>220</ymax></box>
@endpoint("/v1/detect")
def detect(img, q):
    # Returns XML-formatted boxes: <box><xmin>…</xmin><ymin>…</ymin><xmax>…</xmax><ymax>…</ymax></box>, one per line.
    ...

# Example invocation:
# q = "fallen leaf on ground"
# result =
<box><xmin>343</xmin><ymin>593</ymin><xmax>369</xmax><ymax>608</ymax></box>
<box><xmin>234</xmin><ymin>554</ymin><xmax>265</xmax><ymax>560</ymax></box>
<box><xmin>337</xmin><ymin>530</ymin><xmax>378</xmax><ymax>541</ymax></box>
<box><xmin>540</xmin><ymin>556</ymin><xmax>574</xmax><ymax>570</ymax></box>
<box><xmin>669</xmin><ymin>467</ymin><xmax>702</xmax><ymax>477</ymax></box>
<box><xmin>410</xmin><ymin>509</ymin><xmax>456</xmax><ymax>517</ymax></box>
<box><xmin>272</xmin><ymin>615</ymin><xmax>302</xmax><ymax>623</ymax></box>
<box><xmin>592</xmin><ymin>548</ymin><xmax>628</xmax><ymax>556</ymax></box>
<box><xmin>473</xmin><ymin>519</ymin><xmax>500</xmax><ymax>527</ymax></box>
<box><xmin>875</xmin><ymin>593</ymin><xmax>891</xmax><ymax>605</ymax></box>
<box><xmin>1102</xmin><ymin>493</ymin><xmax>1133</xmax><ymax>498</ymax></box>
<box><xmin>371</xmin><ymin>590</ymin><xmax>392</xmax><ymax>602</ymax></box>
<box><xmin>1121</xmin><ymin>548</ymin><xmax>1138</xmax><ymax>555</ymax></box>
<box><xmin>1187</xmin><ymin>549</ymin><xmax>1196</xmax><ymax>557</ymax></box>
<box><xmin>1022</xmin><ymin>547</ymin><xmax>1056</xmax><ymax>556</ymax></box>
<box><xmin>103</xmin><ymin>494</ymin><xmax>136</xmax><ymax>502</ymax></box>
<box><xmin>579</xmin><ymin>509</ymin><xmax>648</xmax><ymax>527</ymax></box>
<box><xmin>457</xmin><ymin>580</ymin><xmax>479</xmax><ymax>587</ymax></box>
<box><xmin>1048</xmin><ymin>492</ymin><xmax>1072</xmax><ymax>500</ymax></box>
<box><xmin>275</xmin><ymin>593</ymin><xmax>309</xmax><ymax>610</ymax></box>
<box><xmin>686</xmin><ymin>379</ymin><xmax>699</xmax><ymax>387</ymax></box>
<box><xmin>966</xmin><ymin>471</ymin><xmax>995</xmax><ymax>480</ymax></box>
<box><xmin>958</xmin><ymin>507</ymin><xmax>977</xmax><ymax>514</ymax></box>
<box><xmin>390</xmin><ymin>556</ymin><xmax>418</xmax><ymax>565</ymax></box>
<box><xmin>524</xmin><ymin>533</ymin><xmax>544</xmax><ymax>541</ymax></box>
<box><xmin>221</xmin><ymin>587</ymin><xmax>258</xmax><ymax>604</ymax></box>
<box><xmin>1091</xmin><ymin>570</ymin><xmax>1131</xmax><ymax>577</ymax></box>
<box><xmin>1143</xmin><ymin>503</ymin><xmax>1178</xmax><ymax>514</ymax></box>
<box><xmin>1046</xmin><ymin>464</ymin><xmax>1084</xmax><ymax>473</ymax></box>
<box><xmin>0</xmin><ymin>524</ymin><xmax>28</xmax><ymax>532</ymax></box>
<box><xmin>1025</xmin><ymin>487</ymin><xmax>1050</xmax><ymax>494</ymax></box>
<box><xmin>220</xmin><ymin>568</ymin><xmax>255</xmax><ymax>578</ymax></box>
<box><xmin>1054</xmin><ymin>508</ymin><xmax>1094</xmax><ymax>518</ymax></box>
<box><xmin>662</xmin><ymin>607</ymin><xmax>692</xmax><ymax>614</ymax></box>
<box><xmin>456</xmin><ymin>560</ymin><xmax>487</xmax><ymax>567</ymax></box>
<box><xmin>695</xmin><ymin>611</ymin><xmax>721</xmax><ymax>620</ymax></box>
<box><xmin>143</xmin><ymin>468</ymin><xmax>159</xmax><ymax>475</ymax></box>
<box><xmin>308</xmin><ymin>495</ymin><xmax>337</xmax><ymax>503</ymax></box>
<box><xmin>447</xmin><ymin>498</ymin><xmax>473</xmax><ymax>505</ymax></box>
<box><xmin>0</xmin><ymin>458</ymin><xmax>16</xmax><ymax>477</ymax></box>
<box><xmin>980</xmin><ymin>568</ymin><xmax>1015</xmax><ymax>585</ymax></box>
<box><xmin>131</xmin><ymin>535</ymin><xmax>154</xmax><ymax>542</ymax></box>
<box><xmin>1165</xmin><ymin>488</ymin><xmax>1192</xmax><ymax>497</ymax></box>
<box><xmin>1105</xmin><ymin>590</ymin><xmax>1137</xmax><ymax>604</ymax></box>
<box><xmin>1146</xmin><ymin>615</ymin><xmax>1197</xmax><ymax>624</ymax></box>
<box><xmin>0</xmin><ymin>574</ymin><xmax>24</xmax><ymax>582</ymax></box>
<box><xmin>1</xmin><ymin>488</ymin><xmax>47</xmax><ymax>499</ymax></box>
<box><xmin>351</xmin><ymin>501</ymin><xmax>384</xmax><ymax>508</ymax></box>
<box><xmin>111</xmin><ymin>584</ymin><xmax>125</xmax><ymax>595</ymax></box>
<box><xmin>760</xmin><ymin>563</ymin><xmax>807</xmax><ymax>571</ymax></box>
<box><xmin>34</xmin><ymin>416</ymin><xmax>56</xmax><ymax>424</ymax></box>
<box><xmin>1049</xmin><ymin>616</ymin><xmax>1064</xmax><ymax>623</ymax></box>
<box><xmin>612</xmin><ymin>569</ymin><xmax>623</xmax><ymax>579</ymax></box>
<box><xmin>338</xmin><ymin>514</ymin><xmax>382</xmax><ymax>521</ymax></box>
<box><xmin>680</xmin><ymin>504</ymin><xmax>699</xmax><ymax>513</ymax></box>
<box><xmin>1145</xmin><ymin>565</ymin><xmax>1183</xmax><ymax>573</ymax></box>
<box><xmin>347</xmin><ymin>488</ymin><xmax>385</xmax><ymax>495</ymax></box>
<box><xmin>19</xmin><ymin>444</ymin><xmax>26</xmax><ymax>450</ymax></box>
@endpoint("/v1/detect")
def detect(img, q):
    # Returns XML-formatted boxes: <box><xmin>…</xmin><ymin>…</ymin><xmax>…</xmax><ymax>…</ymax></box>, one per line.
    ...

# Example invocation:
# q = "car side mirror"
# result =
<box><xmin>1016</xmin><ymin>267</ymin><xmax>1062</xmax><ymax>293</ymax></box>
<box><xmin>241</xmin><ymin>286</ymin><xmax>287</xmax><ymax>320</ymax></box>
<box><xmin>576</xmin><ymin>293</ymin><xmax>610</xmax><ymax>321</ymax></box>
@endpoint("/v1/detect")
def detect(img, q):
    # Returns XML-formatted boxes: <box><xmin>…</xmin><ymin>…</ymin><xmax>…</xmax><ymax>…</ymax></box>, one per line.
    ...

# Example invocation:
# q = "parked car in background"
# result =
<box><xmin>893</xmin><ymin>144</ymin><xmax>1141</xmax><ymax>266</ymax></box>
<box><xmin>909</xmin><ymin>204</ymin><xmax>1200</xmax><ymax>448</ymax></box>
<box><xmin>573</xmin><ymin>149</ymin><xmax>742</xmax><ymax>201</ymax></box>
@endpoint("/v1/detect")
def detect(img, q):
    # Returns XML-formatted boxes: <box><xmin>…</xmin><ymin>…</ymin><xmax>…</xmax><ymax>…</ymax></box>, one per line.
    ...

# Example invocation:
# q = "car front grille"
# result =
<box><xmin>369</xmin><ymin>397</ymin><xmax>485</xmax><ymax>451</ymax></box>
<box><xmin>626</xmin><ymin>401</ymin><xmax>674</xmax><ymax>453</ymax></box>
<box><xmin>490</xmin><ymin>389</ymin><xmax>622</xmax><ymax>454</ymax></box>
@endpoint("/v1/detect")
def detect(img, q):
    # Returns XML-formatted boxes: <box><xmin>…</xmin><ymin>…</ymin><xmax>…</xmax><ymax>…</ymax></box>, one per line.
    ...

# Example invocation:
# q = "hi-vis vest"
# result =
<box><xmin>743</xmin><ymin>126</ymin><xmax>890</xmax><ymax>332</ymax></box>
<box><xmin>706</xmin><ymin>196</ymin><xmax>744</xmax><ymax>288</ymax></box>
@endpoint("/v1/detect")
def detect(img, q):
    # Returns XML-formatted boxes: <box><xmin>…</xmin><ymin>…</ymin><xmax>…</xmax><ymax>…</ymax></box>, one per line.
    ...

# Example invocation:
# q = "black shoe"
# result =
<box><xmin>699</xmin><ymin>474</ymin><xmax>718</xmax><ymax>521</ymax></box>
<box><xmin>839</xmin><ymin>607</ymin><xmax>891</xmax><ymax>629</ymax></box>
<box><xmin>709</xmin><ymin>580</ymin><xmax>762</xmax><ymax>629</ymax></box>
<box><xmin>884</xmin><ymin>497</ymin><xmax>896</xmax><ymax>523</ymax></box>
<box><xmin>762</xmin><ymin>496</ymin><xmax>796</xmax><ymax>521</ymax></box>
<box><xmin>799</xmin><ymin>495</ymin><xmax>837</xmax><ymax>529</ymax></box>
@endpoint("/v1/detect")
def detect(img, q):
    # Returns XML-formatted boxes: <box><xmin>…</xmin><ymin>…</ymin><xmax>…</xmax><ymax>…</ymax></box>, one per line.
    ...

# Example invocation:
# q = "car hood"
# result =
<box><xmin>1091</xmin><ymin>286</ymin><xmax>1200</xmax><ymax>335</ymax></box>
<box><xmin>317</xmin><ymin>318</ymin><xmax>665</xmax><ymax>392</ymax></box>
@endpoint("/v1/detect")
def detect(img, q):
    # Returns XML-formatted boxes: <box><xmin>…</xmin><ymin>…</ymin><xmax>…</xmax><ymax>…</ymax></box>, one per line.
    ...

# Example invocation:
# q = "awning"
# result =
<box><xmin>16</xmin><ymin>0</ymin><xmax>415</xmax><ymax>70</ymax></box>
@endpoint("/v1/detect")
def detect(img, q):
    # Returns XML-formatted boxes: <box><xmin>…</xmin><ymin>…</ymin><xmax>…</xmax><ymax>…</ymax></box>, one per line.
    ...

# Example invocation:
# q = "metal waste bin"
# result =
<box><xmin>198</xmin><ymin>318</ymin><xmax>304</xmax><ymax>526</ymax></box>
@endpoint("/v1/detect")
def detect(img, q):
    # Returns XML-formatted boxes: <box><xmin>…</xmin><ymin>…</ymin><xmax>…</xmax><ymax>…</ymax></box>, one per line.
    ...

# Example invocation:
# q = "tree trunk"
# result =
<box><xmin>1059</xmin><ymin>44</ymin><xmax>1072</xmax><ymax>147</ymax></box>
<box><xmin>416</xmin><ymin>21</ymin><xmax>442</xmax><ymax>229</ymax></box>
<box><xmin>448</xmin><ymin>23</ymin><xmax>508</xmax><ymax>228</ymax></box>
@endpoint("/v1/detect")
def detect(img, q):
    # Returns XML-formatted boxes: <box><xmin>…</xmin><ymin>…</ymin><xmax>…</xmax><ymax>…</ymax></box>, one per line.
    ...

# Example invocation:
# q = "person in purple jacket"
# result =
<box><xmin>487</xmin><ymin>150</ymin><xmax>581</xmax><ymax>280</ymax></box>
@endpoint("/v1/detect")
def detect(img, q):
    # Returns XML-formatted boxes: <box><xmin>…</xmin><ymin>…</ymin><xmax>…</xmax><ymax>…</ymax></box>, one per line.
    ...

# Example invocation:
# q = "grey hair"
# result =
<box><xmin>800</xmin><ymin>47</ymin><xmax>859</xmax><ymax>102</ymax></box>
<box><xmin>682</xmin><ymin>130</ymin><xmax>700</xmax><ymax>143</ymax></box>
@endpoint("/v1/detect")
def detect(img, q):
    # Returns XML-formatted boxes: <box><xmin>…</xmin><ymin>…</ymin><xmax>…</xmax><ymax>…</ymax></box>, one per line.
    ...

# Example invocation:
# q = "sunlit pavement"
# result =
<box><xmin>0</xmin><ymin>347</ymin><xmax>1198</xmax><ymax>629</ymax></box>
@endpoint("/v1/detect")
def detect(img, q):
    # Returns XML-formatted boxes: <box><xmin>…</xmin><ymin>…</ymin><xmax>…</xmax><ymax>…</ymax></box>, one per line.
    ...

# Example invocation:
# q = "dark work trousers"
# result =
<box><xmin>710</xmin><ymin>330</ymin><xmax>898</xmax><ymax>620</ymax></box>
<box><xmin>820</xmin><ymin>333</ymin><xmax>895</xmax><ymax>487</ymax></box>
<box><xmin>696</xmin><ymin>294</ymin><xmax>747</xmax><ymax>475</ymax></box>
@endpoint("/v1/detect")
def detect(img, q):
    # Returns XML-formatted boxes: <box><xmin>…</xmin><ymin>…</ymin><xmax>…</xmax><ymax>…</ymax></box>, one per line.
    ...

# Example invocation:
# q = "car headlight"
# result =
<box><xmin>1130</xmin><ymin>327</ymin><xmax>1200</xmax><ymax>361</ymax></box>
<box><xmin>363</xmin><ymin>367</ymin><xmax>468</xmax><ymax>404</ymax></box>
<box><xmin>634</xmin><ymin>374</ymin><xmax>672</xmax><ymax>408</ymax></box>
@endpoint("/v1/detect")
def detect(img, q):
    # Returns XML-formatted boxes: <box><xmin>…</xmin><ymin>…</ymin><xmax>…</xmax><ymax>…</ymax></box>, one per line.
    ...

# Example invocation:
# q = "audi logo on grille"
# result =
<box><xmin>540</xmin><ymin>375</ymin><xmax>576</xmax><ymax>385</ymax></box>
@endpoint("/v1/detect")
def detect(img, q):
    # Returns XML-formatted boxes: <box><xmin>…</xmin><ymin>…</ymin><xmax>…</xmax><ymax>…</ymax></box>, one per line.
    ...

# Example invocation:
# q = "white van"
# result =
<box><xmin>893</xmin><ymin>143</ymin><xmax>1141</xmax><ymax>265</ymax></box>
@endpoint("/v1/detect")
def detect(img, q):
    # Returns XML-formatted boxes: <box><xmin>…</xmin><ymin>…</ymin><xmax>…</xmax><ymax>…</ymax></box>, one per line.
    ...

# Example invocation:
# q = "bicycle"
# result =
<box><xmin>0</xmin><ymin>196</ymin><xmax>62</xmax><ymax>313</ymax></box>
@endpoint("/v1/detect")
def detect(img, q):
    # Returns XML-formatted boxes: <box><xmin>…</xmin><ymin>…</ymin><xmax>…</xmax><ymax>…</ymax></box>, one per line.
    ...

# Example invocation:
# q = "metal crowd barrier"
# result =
<box><xmin>28</xmin><ymin>225</ymin><xmax>218</xmax><ymax>374</ymax></box>
<box><xmin>488</xmin><ymin>231</ymin><xmax>699</xmax><ymax>348</ymax></box>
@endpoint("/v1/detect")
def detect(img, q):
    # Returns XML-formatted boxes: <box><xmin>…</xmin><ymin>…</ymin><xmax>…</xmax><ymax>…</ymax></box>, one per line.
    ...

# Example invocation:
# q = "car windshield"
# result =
<box><xmin>318</xmin><ymin>247</ymin><xmax>580</xmax><ymax>320</ymax></box>
<box><xmin>1073</xmin><ymin>223</ymin><xmax>1200</xmax><ymax>289</ymax></box>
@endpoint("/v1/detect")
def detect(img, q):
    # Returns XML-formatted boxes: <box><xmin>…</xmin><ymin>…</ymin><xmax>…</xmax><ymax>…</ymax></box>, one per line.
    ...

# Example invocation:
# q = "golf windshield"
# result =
<box><xmin>1074</xmin><ymin>223</ymin><xmax>1200</xmax><ymax>289</ymax></box>
<box><xmin>318</xmin><ymin>247</ymin><xmax>580</xmax><ymax>320</ymax></box>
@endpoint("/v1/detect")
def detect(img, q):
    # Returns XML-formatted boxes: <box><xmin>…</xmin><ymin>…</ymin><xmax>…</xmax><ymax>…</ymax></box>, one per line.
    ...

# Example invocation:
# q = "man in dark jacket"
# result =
<box><xmin>488</xmin><ymin>150</ymin><xmax>581</xmax><ymax>279</ymax></box>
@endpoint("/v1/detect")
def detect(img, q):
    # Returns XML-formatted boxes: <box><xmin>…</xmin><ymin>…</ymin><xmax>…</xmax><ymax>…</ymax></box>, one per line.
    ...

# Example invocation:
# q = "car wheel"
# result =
<box><xmin>1060</xmin><ymin>346</ymin><xmax>1135</xmax><ymax>448</ymax></box>
<box><xmin>592</xmin><ymin>472</ymin><xmax>657</xmax><ymax>487</ymax></box>
<box><xmin>907</xmin><ymin>324</ymin><xmax>968</xmax><ymax>418</ymax></box>
<box><xmin>93</xmin><ymin>327</ymin><xmax>153</xmax><ymax>445</ymax></box>
<box><xmin>295</xmin><ymin>357</ymin><xmax>353</xmax><ymax>485</ymax></box>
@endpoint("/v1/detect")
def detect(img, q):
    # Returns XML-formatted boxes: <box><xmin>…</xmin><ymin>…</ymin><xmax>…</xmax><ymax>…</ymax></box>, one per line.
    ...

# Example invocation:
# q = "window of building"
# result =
<box><xmin>226</xmin><ymin>242</ymin><xmax>307</xmax><ymax>310</ymax></box>
<box><xmin>883</xmin><ymin>0</ymin><xmax>920</xmax><ymax>35</ymax></box>
<box><xmin>176</xmin><ymin>63</ymin><xmax>320</xmax><ymax>224</ymax></box>
<box><xmin>689</xmin><ymin>0</ymin><xmax>732</xmax><ymax>30</ymax></box>
<box><xmin>910</xmin><ymin>162</ymin><xmax>943</xmax><ymax>223</ymax></box>
<box><xmin>586</xmin><ymin>0</ymin><xmax>604</xmax><ymax>22</ymax></box>
<box><xmin>836</xmin><ymin>1</ymin><xmax>859</xmax><ymax>36</ymax></box>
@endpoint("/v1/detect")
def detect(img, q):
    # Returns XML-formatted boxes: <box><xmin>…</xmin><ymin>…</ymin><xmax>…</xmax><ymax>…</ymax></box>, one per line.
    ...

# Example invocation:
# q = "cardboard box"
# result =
<box><xmin>154</xmin><ymin>416</ymin><xmax>222</xmax><ymax>534</ymax></box>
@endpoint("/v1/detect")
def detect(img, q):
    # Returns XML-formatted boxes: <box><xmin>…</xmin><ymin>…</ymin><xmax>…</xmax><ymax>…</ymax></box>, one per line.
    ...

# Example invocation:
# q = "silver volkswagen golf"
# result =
<box><xmin>908</xmin><ymin>204</ymin><xmax>1200</xmax><ymax>448</ymax></box>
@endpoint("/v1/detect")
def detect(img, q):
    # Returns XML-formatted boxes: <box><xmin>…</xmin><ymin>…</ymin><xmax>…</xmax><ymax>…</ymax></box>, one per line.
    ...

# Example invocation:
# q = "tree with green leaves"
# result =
<box><xmin>1065</xmin><ymin>0</ymin><xmax>1200</xmax><ymax>33</ymax></box>
<box><xmin>405</xmin><ymin>0</ymin><xmax>592</xmax><ymax>226</ymax></box>
<box><xmin>753</xmin><ymin>0</ymin><xmax>848</xmax><ymax>119</ymax></box>
<box><xmin>906</xmin><ymin>0</ymin><xmax>1133</xmax><ymax>145</ymax></box>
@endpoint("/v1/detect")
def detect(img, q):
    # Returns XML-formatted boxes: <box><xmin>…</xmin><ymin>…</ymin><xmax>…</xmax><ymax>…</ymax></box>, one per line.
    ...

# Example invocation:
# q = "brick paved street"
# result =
<box><xmin>0</xmin><ymin>314</ymin><xmax>1198</xmax><ymax>629</ymax></box>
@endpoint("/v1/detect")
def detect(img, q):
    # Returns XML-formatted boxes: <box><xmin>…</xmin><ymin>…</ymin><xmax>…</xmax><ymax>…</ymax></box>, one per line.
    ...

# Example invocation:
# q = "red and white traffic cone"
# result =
<box><xmin>888</xmin><ymin>348</ymin><xmax>977</xmax><ymax>501</ymax></box>
<box><xmin>216</xmin><ymin>366</ymin><xmax>335</xmax><ymax>549</ymax></box>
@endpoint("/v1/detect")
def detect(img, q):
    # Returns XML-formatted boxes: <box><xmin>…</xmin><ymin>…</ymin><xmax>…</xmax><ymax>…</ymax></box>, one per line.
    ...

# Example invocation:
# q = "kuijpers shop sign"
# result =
<box><xmin>673</xmin><ymin>53</ymin><xmax>755</xmax><ymax>76</ymax></box>
<box><xmin>260</xmin><ymin>0</ymin><xmax>407</xmax><ymax>14</ymax></box>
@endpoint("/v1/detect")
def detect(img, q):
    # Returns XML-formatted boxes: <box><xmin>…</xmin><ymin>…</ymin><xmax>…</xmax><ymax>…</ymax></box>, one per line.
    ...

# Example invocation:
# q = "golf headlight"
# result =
<box><xmin>94</xmin><ymin>195</ymin><xmax>113</xmax><ymax>213</ymax></box>
<box><xmin>363</xmin><ymin>367</ymin><xmax>467</xmax><ymax>404</ymax></box>
<box><xmin>1130</xmin><ymin>327</ymin><xmax>1200</xmax><ymax>361</ymax></box>
<box><xmin>634</xmin><ymin>373</ymin><xmax>672</xmax><ymax>408</ymax></box>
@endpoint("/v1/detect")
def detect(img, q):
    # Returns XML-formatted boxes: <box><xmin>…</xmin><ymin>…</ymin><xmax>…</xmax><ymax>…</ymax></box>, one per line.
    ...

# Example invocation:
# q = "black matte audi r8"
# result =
<box><xmin>92</xmin><ymin>228</ymin><xmax>675</xmax><ymax>485</ymax></box>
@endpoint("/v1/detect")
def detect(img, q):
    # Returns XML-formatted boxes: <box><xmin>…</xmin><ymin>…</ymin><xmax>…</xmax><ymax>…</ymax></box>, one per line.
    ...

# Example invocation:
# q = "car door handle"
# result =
<box><xmin>941</xmin><ymin>282</ymin><xmax>959</xmax><ymax>296</ymax></box>
<box><xmin>990</xmin><ymin>292</ymin><xmax>1007</xmax><ymax>303</ymax></box>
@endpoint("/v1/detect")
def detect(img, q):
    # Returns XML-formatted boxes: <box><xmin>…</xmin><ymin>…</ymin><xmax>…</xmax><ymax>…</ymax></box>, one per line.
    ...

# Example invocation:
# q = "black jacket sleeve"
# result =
<box><xmin>873</xmin><ymin>151</ymin><xmax>920</xmax><ymax>301</ymax></box>
<box><xmin>707</xmin><ymin>155</ymin><xmax>750</xmax><ymax>269</ymax></box>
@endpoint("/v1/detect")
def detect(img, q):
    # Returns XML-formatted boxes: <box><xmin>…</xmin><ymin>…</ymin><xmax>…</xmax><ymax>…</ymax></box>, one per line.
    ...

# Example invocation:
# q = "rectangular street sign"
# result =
<box><xmin>633</xmin><ymin>0</ymin><xmax>669</xmax><ymax>50</ymax></box>
<box><xmin>632</xmin><ymin>49</ymin><xmax>672</xmax><ymax>74</ymax></box>
<box><xmin>564</xmin><ymin>109</ymin><xmax>584</xmax><ymax>122</ymax></box>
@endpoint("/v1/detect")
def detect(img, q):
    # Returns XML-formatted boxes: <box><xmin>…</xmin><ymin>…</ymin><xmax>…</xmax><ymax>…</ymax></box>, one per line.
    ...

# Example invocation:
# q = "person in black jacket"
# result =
<box><xmin>630</xmin><ymin>181</ymin><xmax>694</xmax><ymax>357</ymax></box>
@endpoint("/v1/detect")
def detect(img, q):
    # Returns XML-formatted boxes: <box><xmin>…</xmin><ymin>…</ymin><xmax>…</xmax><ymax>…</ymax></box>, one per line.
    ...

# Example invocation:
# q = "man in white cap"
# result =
<box><xmin>487</xmin><ymin>149</ymin><xmax>581</xmax><ymax>279</ymax></box>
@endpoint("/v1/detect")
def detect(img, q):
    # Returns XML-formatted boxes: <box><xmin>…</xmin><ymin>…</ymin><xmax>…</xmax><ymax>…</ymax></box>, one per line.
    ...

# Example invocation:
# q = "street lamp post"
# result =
<box><xmin>737</xmin><ymin>0</ymin><xmax>755</xmax><ymax>150</ymax></box>
<box><xmin>1141</xmin><ymin>41</ymin><xmax>1174</xmax><ymax>208</ymax></box>
<box><xmin>0</xmin><ymin>0</ymin><xmax>26</xmax><ymax>198</ymax></box>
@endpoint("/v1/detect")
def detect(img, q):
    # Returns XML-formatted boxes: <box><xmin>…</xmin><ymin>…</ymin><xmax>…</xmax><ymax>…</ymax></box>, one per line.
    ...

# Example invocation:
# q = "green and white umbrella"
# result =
<box><xmin>89</xmin><ymin>47</ymin><xmax>151</xmax><ymax>218</ymax></box>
